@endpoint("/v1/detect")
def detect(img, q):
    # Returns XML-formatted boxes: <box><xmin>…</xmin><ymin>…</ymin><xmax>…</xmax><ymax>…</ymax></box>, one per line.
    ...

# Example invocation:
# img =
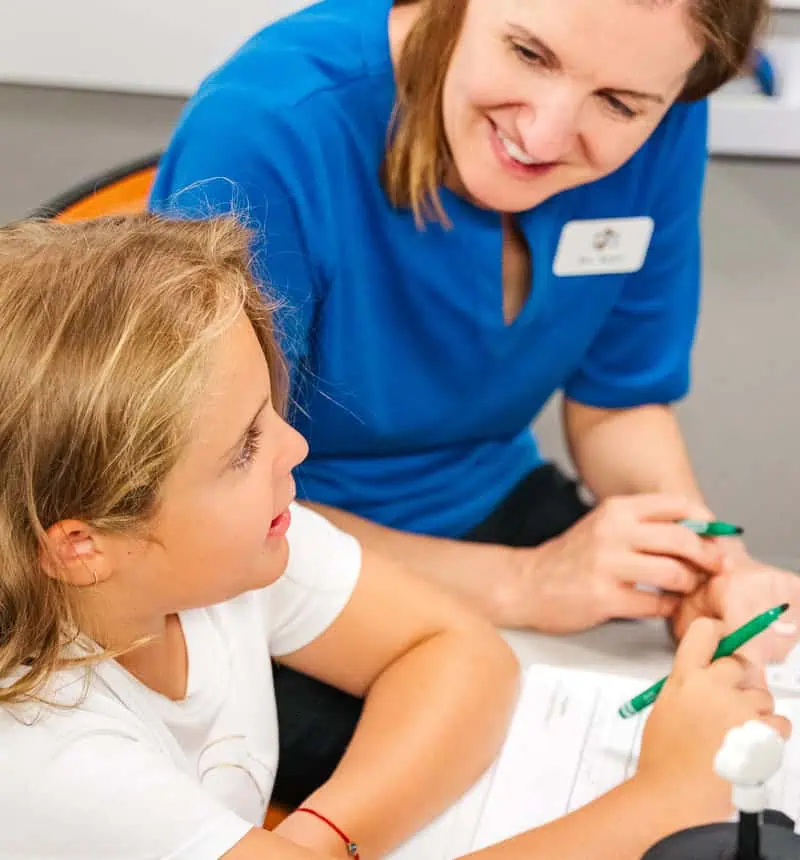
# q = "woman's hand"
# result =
<box><xmin>495</xmin><ymin>494</ymin><xmax>723</xmax><ymax>632</ymax></box>
<box><xmin>671</xmin><ymin>547</ymin><xmax>800</xmax><ymax>664</ymax></box>
<box><xmin>635</xmin><ymin>618</ymin><xmax>791</xmax><ymax>821</ymax></box>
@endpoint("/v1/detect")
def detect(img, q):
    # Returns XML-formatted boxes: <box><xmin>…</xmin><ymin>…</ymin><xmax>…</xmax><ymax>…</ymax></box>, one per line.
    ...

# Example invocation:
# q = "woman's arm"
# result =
<box><xmin>565</xmin><ymin>400</ymin><xmax>800</xmax><ymax>662</ymax></box>
<box><xmin>307</xmin><ymin>403</ymin><xmax>711</xmax><ymax>615</ymax></box>
<box><xmin>303</xmin><ymin>501</ymin><xmax>521</xmax><ymax>624</ymax></box>
<box><xmin>271</xmin><ymin>546</ymin><xmax>520</xmax><ymax>858</ymax></box>
<box><xmin>304</xmin><ymin>488</ymin><xmax>720</xmax><ymax>634</ymax></box>
<box><xmin>563</xmin><ymin>400</ymin><xmax>706</xmax><ymax>504</ymax></box>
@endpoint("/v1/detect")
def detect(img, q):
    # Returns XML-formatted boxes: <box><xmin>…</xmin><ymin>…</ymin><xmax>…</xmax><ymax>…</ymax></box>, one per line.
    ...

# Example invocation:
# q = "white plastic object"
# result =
<box><xmin>713</xmin><ymin>720</ymin><xmax>786</xmax><ymax>814</ymax></box>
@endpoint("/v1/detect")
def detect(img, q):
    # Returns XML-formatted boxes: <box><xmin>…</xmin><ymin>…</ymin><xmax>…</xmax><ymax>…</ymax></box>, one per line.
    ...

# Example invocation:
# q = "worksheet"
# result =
<box><xmin>471</xmin><ymin>663</ymin><xmax>800</xmax><ymax>851</ymax></box>
<box><xmin>387</xmin><ymin>645</ymin><xmax>800</xmax><ymax>860</ymax></box>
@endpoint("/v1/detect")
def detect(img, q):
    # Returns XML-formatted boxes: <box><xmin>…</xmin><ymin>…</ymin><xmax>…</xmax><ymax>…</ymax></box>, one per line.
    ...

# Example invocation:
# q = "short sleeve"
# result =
<box><xmin>564</xmin><ymin>100</ymin><xmax>708</xmax><ymax>408</ymax></box>
<box><xmin>0</xmin><ymin>727</ymin><xmax>251</xmax><ymax>860</ymax></box>
<box><xmin>266</xmin><ymin>504</ymin><xmax>362</xmax><ymax>657</ymax></box>
<box><xmin>150</xmin><ymin>88</ymin><xmax>322</xmax><ymax>373</ymax></box>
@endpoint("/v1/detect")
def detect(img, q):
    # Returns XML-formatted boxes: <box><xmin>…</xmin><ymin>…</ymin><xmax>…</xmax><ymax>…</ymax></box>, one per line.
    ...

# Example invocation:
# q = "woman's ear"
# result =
<box><xmin>39</xmin><ymin>520</ymin><xmax>112</xmax><ymax>588</ymax></box>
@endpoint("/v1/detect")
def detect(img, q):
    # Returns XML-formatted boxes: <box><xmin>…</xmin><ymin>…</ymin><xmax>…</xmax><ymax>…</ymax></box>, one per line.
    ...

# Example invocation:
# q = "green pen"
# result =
<box><xmin>679</xmin><ymin>519</ymin><xmax>743</xmax><ymax>537</ymax></box>
<box><xmin>618</xmin><ymin>602</ymin><xmax>790</xmax><ymax>719</ymax></box>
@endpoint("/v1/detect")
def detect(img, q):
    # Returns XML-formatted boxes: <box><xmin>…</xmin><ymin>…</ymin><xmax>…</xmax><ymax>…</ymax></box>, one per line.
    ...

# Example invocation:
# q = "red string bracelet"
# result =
<box><xmin>294</xmin><ymin>807</ymin><xmax>360</xmax><ymax>858</ymax></box>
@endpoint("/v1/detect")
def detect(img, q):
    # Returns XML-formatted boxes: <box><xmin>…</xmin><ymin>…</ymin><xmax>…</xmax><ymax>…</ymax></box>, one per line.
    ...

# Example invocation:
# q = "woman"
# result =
<box><xmin>151</xmin><ymin>0</ymin><xmax>800</xmax><ymax>803</ymax></box>
<box><xmin>0</xmin><ymin>214</ymin><xmax>788</xmax><ymax>860</ymax></box>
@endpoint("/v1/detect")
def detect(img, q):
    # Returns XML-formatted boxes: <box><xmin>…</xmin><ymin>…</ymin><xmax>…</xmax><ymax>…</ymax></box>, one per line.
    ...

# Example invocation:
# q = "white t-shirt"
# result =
<box><xmin>0</xmin><ymin>505</ymin><xmax>361</xmax><ymax>860</ymax></box>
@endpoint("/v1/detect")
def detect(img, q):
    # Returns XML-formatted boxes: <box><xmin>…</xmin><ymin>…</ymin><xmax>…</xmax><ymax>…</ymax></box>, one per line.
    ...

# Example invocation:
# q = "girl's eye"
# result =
<box><xmin>232</xmin><ymin>425</ymin><xmax>262</xmax><ymax>471</ymax></box>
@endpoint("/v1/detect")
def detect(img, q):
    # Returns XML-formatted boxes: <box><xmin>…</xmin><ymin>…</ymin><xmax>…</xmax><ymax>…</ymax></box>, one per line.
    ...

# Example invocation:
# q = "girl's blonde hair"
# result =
<box><xmin>384</xmin><ymin>0</ymin><xmax>769</xmax><ymax>226</ymax></box>
<box><xmin>0</xmin><ymin>213</ymin><xmax>285</xmax><ymax>704</ymax></box>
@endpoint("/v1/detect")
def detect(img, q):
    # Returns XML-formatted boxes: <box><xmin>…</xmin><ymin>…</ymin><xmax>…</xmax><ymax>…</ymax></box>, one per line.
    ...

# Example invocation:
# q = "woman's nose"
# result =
<box><xmin>516</xmin><ymin>102</ymin><xmax>578</xmax><ymax>163</ymax></box>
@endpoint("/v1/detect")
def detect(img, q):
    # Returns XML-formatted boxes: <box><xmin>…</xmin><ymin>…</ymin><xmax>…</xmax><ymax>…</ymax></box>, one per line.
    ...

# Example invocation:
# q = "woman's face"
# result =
<box><xmin>442</xmin><ymin>0</ymin><xmax>704</xmax><ymax>212</ymax></box>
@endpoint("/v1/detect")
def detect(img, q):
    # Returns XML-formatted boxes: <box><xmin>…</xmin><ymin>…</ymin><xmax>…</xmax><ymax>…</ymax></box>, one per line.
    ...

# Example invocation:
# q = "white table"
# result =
<box><xmin>504</xmin><ymin>618</ymin><xmax>675</xmax><ymax>678</ymax></box>
<box><xmin>388</xmin><ymin>620</ymin><xmax>678</xmax><ymax>859</ymax></box>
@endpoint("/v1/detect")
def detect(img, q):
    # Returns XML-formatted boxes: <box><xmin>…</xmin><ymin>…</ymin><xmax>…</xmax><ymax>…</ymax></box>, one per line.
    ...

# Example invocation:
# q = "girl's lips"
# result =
<box><xmin>267</xmin><ymin>508</ymin><xmax>292</xmax><ymax>539</ymax></box>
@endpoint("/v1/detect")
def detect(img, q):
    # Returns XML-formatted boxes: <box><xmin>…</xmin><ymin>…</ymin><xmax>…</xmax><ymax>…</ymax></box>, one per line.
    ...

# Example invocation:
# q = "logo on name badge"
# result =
<box><xmin>553</xmin><ymin>217</ymin><xmax>654</xmax><ymax>277</ymax></box>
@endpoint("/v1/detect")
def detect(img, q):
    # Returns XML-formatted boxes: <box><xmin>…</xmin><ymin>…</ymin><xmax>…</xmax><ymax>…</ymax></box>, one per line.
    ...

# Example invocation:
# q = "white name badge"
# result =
<box><xmin>552</xmin><ymin>216</ymin><xmax>654</xmax><ymax>277</ymax></box>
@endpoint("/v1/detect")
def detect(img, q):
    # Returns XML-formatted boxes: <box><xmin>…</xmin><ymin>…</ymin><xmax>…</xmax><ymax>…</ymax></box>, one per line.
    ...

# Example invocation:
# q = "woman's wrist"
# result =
<box><xmin>487</xmin><ymin>543</ymin><xmax>546</xmax><ymax>629</ymax></box>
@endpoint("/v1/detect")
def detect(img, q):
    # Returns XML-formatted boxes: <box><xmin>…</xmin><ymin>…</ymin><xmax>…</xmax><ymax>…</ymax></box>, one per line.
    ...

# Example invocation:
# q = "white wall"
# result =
<box><xmin>0</xmin><ymin>0</ymin><xmax>308</xmax><ymax>96</ymax></box>
<box><xmin>2</xmin><ymin>1</ymin><xmax>800</xmax><ymax>158</ymax></box>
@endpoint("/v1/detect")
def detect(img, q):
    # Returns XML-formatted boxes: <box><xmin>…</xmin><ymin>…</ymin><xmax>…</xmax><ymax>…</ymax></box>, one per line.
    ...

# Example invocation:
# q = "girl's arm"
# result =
<box><xmin>273</xmin><ymin>547</ymin><xmax>520</xmax><ymax>857</ymax></box>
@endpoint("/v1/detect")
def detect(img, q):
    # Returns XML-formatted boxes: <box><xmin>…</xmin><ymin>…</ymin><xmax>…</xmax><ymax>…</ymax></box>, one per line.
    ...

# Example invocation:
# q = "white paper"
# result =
<box><xmin>471</xmin><ymin>665</ymin><xmax>800</xmax><ymax>852</ymax></box>
<box><xmin>387</xmin><ymin>656</ymin><xmax>800</xmax><ymax>859</ymax></box>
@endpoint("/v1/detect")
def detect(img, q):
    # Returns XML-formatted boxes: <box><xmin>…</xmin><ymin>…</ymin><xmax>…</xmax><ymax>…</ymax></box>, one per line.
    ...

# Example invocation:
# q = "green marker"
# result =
<box><xmin>679</xmin><ymin>519</ymin><xmax>743</xmax><ymax>537</ymax></box>
<box><xmin>618</xmin><ymin>602</ymin><xmax>790</xmax><ymax>719</ymax></box>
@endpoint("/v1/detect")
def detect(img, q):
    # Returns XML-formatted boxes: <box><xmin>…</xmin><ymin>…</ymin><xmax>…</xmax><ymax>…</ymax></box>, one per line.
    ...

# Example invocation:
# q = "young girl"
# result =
<box><xmin>0</xmin><ymin>214</ymin><xmax>788</xmax><ymax>860</ymax></box>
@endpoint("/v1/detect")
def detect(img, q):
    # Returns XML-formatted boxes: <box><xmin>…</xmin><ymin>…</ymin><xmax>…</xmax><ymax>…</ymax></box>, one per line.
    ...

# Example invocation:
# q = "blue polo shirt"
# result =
<box><xmin>151</xmin><ymin>0</ymin><xmax>707</xmax><ymax>538</ymax></box>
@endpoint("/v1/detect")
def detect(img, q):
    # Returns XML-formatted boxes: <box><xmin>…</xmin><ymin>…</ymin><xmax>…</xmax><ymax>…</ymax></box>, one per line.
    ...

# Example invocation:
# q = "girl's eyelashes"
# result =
<box><xmin>232</xmin><ymin>425</ymin><xmax>263</xmax><ymax>471</ymax></box>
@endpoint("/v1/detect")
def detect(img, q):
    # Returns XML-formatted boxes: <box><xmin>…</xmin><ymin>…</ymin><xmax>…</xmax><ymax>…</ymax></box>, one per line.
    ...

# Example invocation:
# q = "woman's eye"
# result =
<box><xmin>602</xmin><ymin>94</ymin><xmax>637</xmax><ymax>119</ymax></box>
<box><xmin>512</xmin><ymin>42</ymin><xmax>544</xmax><ymax>66</ymax></box>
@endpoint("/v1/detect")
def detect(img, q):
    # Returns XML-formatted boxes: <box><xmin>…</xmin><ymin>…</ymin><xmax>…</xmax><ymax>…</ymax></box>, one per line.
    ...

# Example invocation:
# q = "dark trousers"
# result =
<box><xmin>271</xmin><ymin>463</ymin><xmax>591</xmax><ymax>807</ymax></box>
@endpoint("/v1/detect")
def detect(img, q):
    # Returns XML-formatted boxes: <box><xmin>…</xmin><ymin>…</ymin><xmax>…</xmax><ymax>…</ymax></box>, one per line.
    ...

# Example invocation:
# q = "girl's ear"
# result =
<box><xmin>39</xmin><ymin>520</ymin><xmax>112</xmax><ymax>587</ymax></box>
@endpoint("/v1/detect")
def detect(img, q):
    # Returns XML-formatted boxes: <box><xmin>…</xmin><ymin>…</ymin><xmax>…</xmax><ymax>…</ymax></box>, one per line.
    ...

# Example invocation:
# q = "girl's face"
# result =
<box><xmin>442</xmin><ymin>0</ymin><xmax>704</xmax><ymax>212</ymax></box>
<box><xmin>127</xmin><ymin>313</ymin><xmax>308</xmax><ymax>614</ymax></box>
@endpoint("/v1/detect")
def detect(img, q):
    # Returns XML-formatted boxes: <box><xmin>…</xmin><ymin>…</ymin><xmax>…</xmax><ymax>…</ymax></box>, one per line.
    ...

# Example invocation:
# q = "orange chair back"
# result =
<box><xmin>32</xmin><ymin>154</ymin><xmax>160</xmax><ymax>223</ymax></box>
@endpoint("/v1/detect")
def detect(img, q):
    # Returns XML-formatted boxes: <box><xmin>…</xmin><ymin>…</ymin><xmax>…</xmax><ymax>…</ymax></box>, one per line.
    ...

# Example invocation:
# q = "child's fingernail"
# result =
<box><xmin>773</xmin><ymin>621</ymin><xmax>797</xmax><ymax>637</ymax></box>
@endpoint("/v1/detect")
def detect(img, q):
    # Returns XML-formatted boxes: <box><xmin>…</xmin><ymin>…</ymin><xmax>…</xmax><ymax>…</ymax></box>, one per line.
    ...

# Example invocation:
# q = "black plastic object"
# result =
<box><xmin>642</xmin><ymin>811</ymin><xmax>800</xmax><ymax>859</ymax></box>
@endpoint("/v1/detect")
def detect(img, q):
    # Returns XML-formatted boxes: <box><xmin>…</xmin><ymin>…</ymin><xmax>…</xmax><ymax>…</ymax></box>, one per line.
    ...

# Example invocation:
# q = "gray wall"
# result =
<box><xmin>2</xmin><ymin>83</ymin><xmax>799</xmax><ymax>566</ymax></box>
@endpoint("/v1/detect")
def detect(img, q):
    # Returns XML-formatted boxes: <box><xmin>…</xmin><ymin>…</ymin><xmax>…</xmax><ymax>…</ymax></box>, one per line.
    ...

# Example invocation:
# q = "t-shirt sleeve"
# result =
<box><xmin>266</xmin><ymin>503</ymin><xmax>362</xmax><ymax>657</ymax></box>
<box><xmin>0</xmin><ymin>727</ymin><xmax>252</xmax><ymax>860</ymax></box>
<box><xmin>150</xmin><ymin>88</ymin><xmax>321</xmax><ymax>373</ymax></box>
<box><xmin>563</xmin><ymin>99</ymin><xmax>708</xmax><ymax>408</ymax></box>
